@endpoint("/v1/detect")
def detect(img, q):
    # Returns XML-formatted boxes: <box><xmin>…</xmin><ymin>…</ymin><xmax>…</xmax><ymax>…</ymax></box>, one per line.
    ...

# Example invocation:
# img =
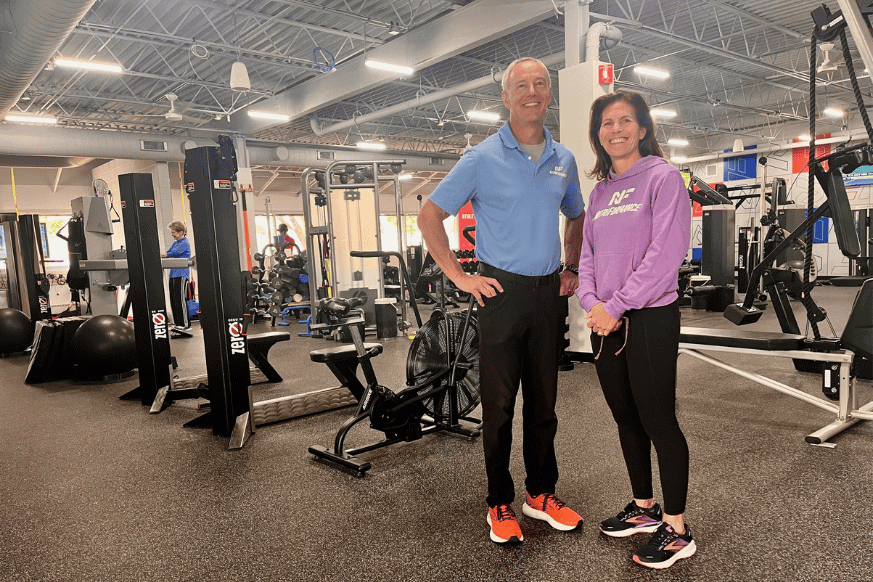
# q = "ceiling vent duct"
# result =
<box><xmin>140</xmin><ymin>140</ymin><xmax>168</xmax><ymax>152</ymax></box>
<box><xmin>0</xmin><ymin>0</ymin><xmax>99</xmax><ymax>117</ymax></box>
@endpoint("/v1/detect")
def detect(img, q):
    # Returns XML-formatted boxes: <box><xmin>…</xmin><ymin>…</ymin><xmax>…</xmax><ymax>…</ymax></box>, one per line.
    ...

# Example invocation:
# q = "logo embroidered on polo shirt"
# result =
<box><xmin>549</xmin><ymin>165</ymin><xmax>567</xmax><ymax>177</ymax></box>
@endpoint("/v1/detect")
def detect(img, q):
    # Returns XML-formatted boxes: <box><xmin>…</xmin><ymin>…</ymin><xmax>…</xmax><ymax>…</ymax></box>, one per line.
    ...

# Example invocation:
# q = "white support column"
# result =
<box><xmin>563</xmin><ymin>0</ymin><xmax>589</xmax><ymax>68</ymax></box>
<box><xmin>153</xmin><ymin>161</ymin><xmax>174</xmax><ymax>250</ymax></box>
<box><xmin>559</xmin><ymin>55</ymin><xmax>614</xmax><ymax>357</ymax></box>
<box><xmin>233</xmin><ymin>136</ymin><xmax>257</xmax><ymax>271</ymax></box>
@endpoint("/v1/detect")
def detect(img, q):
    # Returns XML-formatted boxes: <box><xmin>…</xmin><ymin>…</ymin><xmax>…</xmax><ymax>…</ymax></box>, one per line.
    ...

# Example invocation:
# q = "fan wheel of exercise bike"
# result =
<box><xmin>405</xmin><ymin>311</ymin><xmax>480</xmax><ymax>418</ymax></box>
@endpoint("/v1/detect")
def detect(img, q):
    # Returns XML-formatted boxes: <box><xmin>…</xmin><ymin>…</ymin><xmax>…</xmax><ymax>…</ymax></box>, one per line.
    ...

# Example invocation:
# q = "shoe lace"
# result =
<box><xmin>650</xmin><ymin>524</ymin><xmax>676</xmax><ymax>549</ymax></box>
<box><xmin>494</xmin><ymin>504</ymin><xmax>516</xmax><ymax>521</ymax></box>
<box><xmin>542</xmin><ymin>493</ymin><xmax>567</xmax><ymax>510</ymax></box>
<box><xmin>616</xmin><ymin>501</ymin><xmax>640</xmax><ymax>520</ymax></box>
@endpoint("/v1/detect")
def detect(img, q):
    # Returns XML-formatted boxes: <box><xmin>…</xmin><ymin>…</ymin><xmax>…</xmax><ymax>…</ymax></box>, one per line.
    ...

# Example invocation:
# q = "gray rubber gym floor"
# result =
<box><xmin>2</xmin><ymin>284</ymin><xmax>871</xmax><ymax>582</ymax></box>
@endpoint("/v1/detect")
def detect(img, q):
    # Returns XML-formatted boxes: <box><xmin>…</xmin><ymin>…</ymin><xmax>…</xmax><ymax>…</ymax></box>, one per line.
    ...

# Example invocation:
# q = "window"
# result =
<box><xmin>254</xmin><ymin>215</ymin><xmax>306</xmax><ymax>256</ymax></box>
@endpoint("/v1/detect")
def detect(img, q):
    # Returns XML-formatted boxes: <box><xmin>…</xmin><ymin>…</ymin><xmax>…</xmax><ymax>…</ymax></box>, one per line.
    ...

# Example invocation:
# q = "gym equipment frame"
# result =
<box><xmin>681</xmin><ymin>134</ymin><xmax>872</xmax><ymax>444</ymax></box>
<box><xmin>308</xmin><ymin>293</ymin><xmax>480</xmax><ymax>475</ymax></box>
<box><xmin>300</xmin><ymin>160</ymin><xmax>407</xmax><ymax>325</ymax></box>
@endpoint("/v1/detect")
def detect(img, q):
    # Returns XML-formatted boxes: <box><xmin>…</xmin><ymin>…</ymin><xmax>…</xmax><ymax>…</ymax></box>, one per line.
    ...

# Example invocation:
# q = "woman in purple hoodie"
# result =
<box><xmin>576</xmin><ymin>90</ymin><xmax>694</xmax><ymax>570</ymax></box>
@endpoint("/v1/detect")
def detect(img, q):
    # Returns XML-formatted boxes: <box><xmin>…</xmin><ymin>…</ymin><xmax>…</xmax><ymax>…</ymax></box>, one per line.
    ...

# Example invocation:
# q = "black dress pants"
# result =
<box><xmin>478</xmin><ymin>264</ymin><xmax>563</xmax><ymax>507</ymax></box>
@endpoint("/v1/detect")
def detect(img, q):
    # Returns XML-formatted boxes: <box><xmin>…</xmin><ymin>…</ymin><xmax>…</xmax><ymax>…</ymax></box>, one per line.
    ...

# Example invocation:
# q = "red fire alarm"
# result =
<box><xmin>598</xmin><ymin>63</ymin><xmax>614</xmax><ymax>85</ymax></box>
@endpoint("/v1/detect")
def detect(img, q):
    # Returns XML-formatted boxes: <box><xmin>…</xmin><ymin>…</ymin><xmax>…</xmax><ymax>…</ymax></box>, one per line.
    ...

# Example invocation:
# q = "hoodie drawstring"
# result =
<box><xmin>593</xmin><ymin>317</ymin><xmax>630</xmax><ymax>361</ymax></box>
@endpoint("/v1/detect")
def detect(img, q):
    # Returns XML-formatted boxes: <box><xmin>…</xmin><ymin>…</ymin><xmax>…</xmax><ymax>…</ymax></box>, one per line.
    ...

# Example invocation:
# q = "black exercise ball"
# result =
<box><xmin>72</xmin><ymin>315</ymin><xmax>136</xmax><ymax>375</ymax></box>
<box><xmin>0</xmin><ymin>308</ymin><xmax>34</xmax><ymax>353</ymax></box>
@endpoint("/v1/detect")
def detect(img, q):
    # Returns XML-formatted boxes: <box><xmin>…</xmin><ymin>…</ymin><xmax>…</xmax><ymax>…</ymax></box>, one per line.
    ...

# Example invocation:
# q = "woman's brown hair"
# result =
<box><xmin>586</xmin><ymin>90</ymin><xmax>664</xmax><ymax>182</ymax></box>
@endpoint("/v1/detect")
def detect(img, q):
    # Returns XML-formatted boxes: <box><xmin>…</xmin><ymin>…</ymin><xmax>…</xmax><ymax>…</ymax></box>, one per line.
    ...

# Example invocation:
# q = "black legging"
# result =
<box><xmin>168</xmin><ymin>276</ymin><xmax>189</xmax><ymax>328</ymax></box>
<box><xmin>590</xmin><ymin>301</ymin><xmax>689</xmax><ymax>516</ymax></box>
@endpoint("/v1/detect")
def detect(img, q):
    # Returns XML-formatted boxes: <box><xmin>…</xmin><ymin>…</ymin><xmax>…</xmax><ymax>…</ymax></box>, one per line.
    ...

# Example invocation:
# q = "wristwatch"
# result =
<box><xmin>563</xmin><ymin>264</ymin><xmax>579</xmax><ymax>276</ymax></box>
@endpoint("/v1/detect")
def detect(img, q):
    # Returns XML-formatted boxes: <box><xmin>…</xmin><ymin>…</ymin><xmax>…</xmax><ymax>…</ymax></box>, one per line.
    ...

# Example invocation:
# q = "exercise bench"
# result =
<box><xmin>247</xmin><ymin>331</ymin><xmax>291</xmax><ymax>382</ymax></box>
<box><xmin>678</xmin><ymin>327</ymin><xmax>873</xmax><ymax>444</ymax></box>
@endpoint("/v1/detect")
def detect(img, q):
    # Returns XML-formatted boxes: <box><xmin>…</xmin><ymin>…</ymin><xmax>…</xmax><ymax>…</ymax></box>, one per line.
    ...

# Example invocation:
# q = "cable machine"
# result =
<box><xmin>301</xmin><ymin>159</ymin><xmax>409</xmax><ymax>330</ymax></box>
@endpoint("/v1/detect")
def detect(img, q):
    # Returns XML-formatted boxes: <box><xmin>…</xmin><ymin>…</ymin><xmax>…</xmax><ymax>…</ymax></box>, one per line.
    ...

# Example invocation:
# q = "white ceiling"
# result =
<box><xmin>5</xmin><ymin>0</ymin><xmax>873</xmax><ymax>170</ymax></box>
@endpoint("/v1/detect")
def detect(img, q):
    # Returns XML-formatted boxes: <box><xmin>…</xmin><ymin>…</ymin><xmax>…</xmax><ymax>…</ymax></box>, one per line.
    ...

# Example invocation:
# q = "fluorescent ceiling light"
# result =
<box><xmin>650</xmin><ymin>108</ymin><xmax>677</xmax><ymax>118</ymax></box>
<box><xmin>670</xmin><ymin>156</ymin><xmax>688</xmax><ymax>164</ymax></box>
<box><xmin>356</xmin><ymin>141</ymin><xmax>387</xmax><ymax>151</ymax></box>
<box><xmin>798</xmin><ymin>134</ymin><xmax>811</xmax><ymax>141</ymax></box>
<box><xmin>4</xmin><ymin>113</ymin><xmax>57</xmax><ymax>124</ymax></box>
<box><xmin>466</xmin><ymin>110</ymin><xmax>500</xmax><ymax>122</ymax></box>
<box><xmin>247</xmin><ymin>110</ymin><xmax>290</xmax><ymax>122</ymax></box>
<box><xmin>667</xmin><ymin>138</ymin><xmax>689</xmax><ymax>146</ymax></box>
<box><xmin>634</xmin><ymin>65</ymin><xmax>670</xmax><ymax>79</ymax></box>
<box><xmin>54</xmin><ymin>58</ymin><xmax>122</xmax><ymax>73</ymax></box>
<box><xmin>365</xmin><ymin>59</ymin><xmax>414</xmax><ymax>75</ymax></box>
<box><xmin>398</xmin><ymin>173</ymin><xmax>413</xmax><ymax>181</ymax></box>
<box><xmin>823</xmin><ymin>107</ymin><xmax>844</xmax><ymax>117</ymax></box>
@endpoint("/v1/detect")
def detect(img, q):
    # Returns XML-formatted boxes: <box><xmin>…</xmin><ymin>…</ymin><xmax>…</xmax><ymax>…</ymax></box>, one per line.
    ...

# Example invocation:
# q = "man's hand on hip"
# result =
<box><xmin>454</xmin><ymin>274</ymin><xmax>503</xmax><ymax>306</ymax></box>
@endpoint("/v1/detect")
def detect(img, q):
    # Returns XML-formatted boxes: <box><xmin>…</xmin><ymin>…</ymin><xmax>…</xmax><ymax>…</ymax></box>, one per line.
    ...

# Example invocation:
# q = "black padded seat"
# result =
<box><xmin>680</xmin><ymin>327</ymin><xmax>805</xmax><ymax>351</ymax></box>
<box><xmin>248</xmin><ymin>331</ymin><xmax>291</xmax><ymax>382</ymax></box>
<box><xmin>309</xmin><ymin>343</ymin><xmax>383</xmax><ymax>363</ymax></box>
<box><xmin>249</xmin><ymin>331</ymin><xmax>291</xmax><ymax>346</ymax></box>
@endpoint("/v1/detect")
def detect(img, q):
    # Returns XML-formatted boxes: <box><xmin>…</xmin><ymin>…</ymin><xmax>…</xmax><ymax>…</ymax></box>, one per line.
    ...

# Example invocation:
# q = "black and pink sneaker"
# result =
<box><xmin>599</xmin><ymin>501</ymin><xmax>663</xmax><ymax>537</ymax></box>
<box><xmin>632</xmin><ymin>522</ymin><xmax>697</xmax><ymax>569</ymax></box>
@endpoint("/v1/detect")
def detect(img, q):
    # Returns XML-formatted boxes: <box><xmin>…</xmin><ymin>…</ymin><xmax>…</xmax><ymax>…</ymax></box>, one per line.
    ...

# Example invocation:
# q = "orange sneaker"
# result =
<box><xmin>487</xmin><ymin>503</ymin><xmax>524</xmax><ymax>544</ymax></box>
<box><xmin>522</xmin><ymin>492</ymin><xmax>583</xmax><ymax>531</ymax></box>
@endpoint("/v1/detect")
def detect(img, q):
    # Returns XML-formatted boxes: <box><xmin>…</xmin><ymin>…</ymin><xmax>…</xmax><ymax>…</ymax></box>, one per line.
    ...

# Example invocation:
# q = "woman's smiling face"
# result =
<box><xmin>598</xmin><ymin>99</ymin><xmax>646</xmax><ymax>168</ymax></box>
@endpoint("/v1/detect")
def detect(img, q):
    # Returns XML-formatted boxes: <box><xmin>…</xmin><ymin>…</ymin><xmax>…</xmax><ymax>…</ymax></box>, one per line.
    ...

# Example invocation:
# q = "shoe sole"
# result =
<box><xmin>633</xmin><ymin>540</ymin><xmax>697</xmax><ymax>569</ymax></box>
<box><xmin>522</xmin><ymin>502</ymin><xmax>582</xmax><ymax>531</ymax></box>
<box><xmin>599</xmin><ymin>522</ymin><xmax>662</xmax><ymax>538</ymax></box>
<box><xmin>486</xmin><ymin>514</ymin><xmax>523</xmax><ymax>544</ymax></box>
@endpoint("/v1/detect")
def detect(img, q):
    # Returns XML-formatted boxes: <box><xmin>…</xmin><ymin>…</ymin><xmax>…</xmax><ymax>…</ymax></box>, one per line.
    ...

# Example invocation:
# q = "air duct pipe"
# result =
<box><xmin>0</xmin><ymin>124</ymin><xmax>455</xmax><ymax>171</ymax></box>
<box><xmin>585</xmin><ymin>22</ymin><xmax>622</xmax><ymax>62</ymax></box>
<box><xmin>0</xmin><ymin>0</ymin><xmax>100</xmax><ymax>117</ymax></box>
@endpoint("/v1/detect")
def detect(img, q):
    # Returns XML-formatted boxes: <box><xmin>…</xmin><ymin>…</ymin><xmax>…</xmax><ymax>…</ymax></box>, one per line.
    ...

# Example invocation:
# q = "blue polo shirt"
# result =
<box><xmin>428</xmin><ymin>122</ymin><xmax>584</xmax><ymax>276</ymax></box>
<box><xmin>166</xmin><ymin>236</ymin><xmax>190</xmax><ymax>279</ymax></box>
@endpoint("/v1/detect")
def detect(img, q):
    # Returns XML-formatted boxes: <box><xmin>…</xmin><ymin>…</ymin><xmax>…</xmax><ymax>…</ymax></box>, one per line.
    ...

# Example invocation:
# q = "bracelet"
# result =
<box><xmin>563</xmin><ymin>264</ymin><xmax>579</xmax><ymax>275</ymax></box>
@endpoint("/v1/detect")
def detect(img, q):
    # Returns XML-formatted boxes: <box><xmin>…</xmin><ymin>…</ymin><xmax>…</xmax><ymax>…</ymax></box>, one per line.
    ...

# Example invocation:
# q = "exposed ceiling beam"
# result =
<box><xmin>224</xmin><ymin>0</ymin><xmax>558</xmax><ymax>136</ymax></box>
<box><xmin>75</xmin><ymin>22</ymin><xmax>317</xmax><ymax>71</ymax></box>
<box><xmin>185</xmin><ymin>0</ymin><xmax>379</xmax><ymax>43</ymax></box>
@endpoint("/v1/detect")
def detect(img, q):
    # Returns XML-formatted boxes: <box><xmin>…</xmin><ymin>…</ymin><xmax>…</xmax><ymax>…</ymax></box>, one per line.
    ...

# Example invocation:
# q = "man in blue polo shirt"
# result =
<box><xmin>417</xmin><ymin>56</ymin><xmax>586</xmax><ymax>544</ymax></box>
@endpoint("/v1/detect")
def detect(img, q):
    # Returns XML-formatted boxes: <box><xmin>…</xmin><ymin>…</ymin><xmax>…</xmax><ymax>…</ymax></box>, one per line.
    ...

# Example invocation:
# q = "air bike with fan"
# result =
<box><xmin>308</xmin><ymin>251</ymin><xmax>481</xmax><ymax>475</ymax></box>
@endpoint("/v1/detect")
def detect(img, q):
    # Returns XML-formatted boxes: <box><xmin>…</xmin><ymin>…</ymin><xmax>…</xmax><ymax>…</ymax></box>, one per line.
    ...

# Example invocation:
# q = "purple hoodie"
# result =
<box><xmin>576</xmin><ymin>156</ymin><xmax>691</xmax><ymax>319</ymax></box>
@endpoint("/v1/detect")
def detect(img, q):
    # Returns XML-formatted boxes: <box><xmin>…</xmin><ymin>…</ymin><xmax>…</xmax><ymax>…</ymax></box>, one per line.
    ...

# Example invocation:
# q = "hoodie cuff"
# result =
<box><xmin>577</xmin><ymin>293</ymin><xmax>600</xmax><ymax>313</ymax></box>
<box><xmin>603</xmin><ymin>300</ymin><xmax>624</xmax><ymax>320</ymax></box>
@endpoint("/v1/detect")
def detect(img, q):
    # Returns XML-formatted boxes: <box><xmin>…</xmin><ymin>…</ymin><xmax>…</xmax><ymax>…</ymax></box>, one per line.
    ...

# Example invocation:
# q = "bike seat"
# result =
<box><xmin>309</xmin><ymin>342</ymin><xmax>383</xmax><ymax>363</ymax></box>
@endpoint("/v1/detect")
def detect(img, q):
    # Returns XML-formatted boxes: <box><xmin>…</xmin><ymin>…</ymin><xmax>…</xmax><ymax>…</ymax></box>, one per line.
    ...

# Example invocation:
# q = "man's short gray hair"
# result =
<box><xmin>501</xmin><ymin>57</ymin><xmax>551</xmax><ymax>92</ymax></box>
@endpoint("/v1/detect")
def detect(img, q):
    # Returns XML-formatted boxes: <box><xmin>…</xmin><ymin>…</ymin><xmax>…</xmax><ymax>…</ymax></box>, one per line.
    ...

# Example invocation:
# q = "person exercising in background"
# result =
<box><xmin>417</xmin><ymin>56</ymin><xmax>586</xmax><ymax>545</ymax></box>
<box><xmin>276</xmin><ymin>223</ymin><xmax>296</xmax><ymax>253</ymax></box>
<box><xmin>162</xmin><ymin>220</ymin><xmax>191</xmax><ymax>330</ymax></box>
